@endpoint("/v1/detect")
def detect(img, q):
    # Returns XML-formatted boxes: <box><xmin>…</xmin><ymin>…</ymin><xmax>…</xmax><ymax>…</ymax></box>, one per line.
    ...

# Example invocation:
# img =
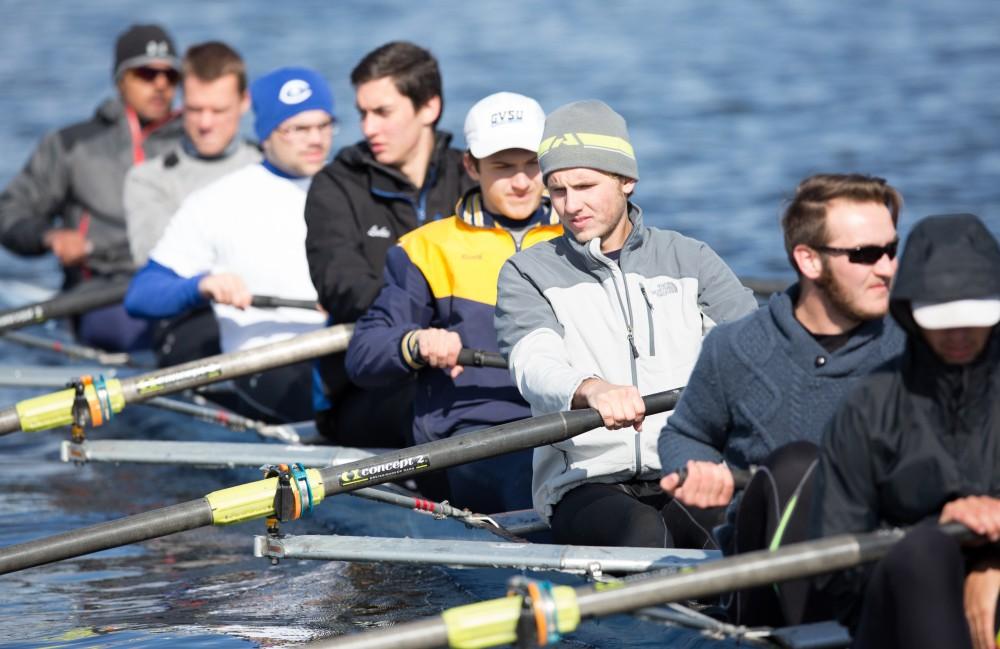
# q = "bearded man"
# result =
<box><xmin>658</xmin><ymin>173</ymin><xmax>906</xmax><ymax>627</ymax></box>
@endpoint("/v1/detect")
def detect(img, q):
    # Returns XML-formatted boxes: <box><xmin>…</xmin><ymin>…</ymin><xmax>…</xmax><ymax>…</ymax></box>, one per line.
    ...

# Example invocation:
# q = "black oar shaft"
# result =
<box><xmin>0</xmin><ymin>279</ymin><xmax>130</xmax><ymax>334</ymax></box>
<box><xmin>455</xmin><ymin>349</ymin><xmax>507</xmax><ymax>369</ymax></box>
<box><xmin>0</xmin><ymin>390</ymin><xmax>681</xmax><ymax>574</ymax></box>
<box><xmin>317</xmin><ymin>389</ymin><xmax>682</xmax><ymax>496</ymax></box>
<box><xmin>0</xmin><ymin>499</ymin><xmax>212</xmax><ymax>575</ymax></box>
<box><xmin>306</xmin><ymin>523</ymin><xmax>974</xmax><ymax>649</ymax></box>
<box><xmin>249</xmin><ymin>295</ymin><xmax>318</xmax><ymax>310</ymax></box>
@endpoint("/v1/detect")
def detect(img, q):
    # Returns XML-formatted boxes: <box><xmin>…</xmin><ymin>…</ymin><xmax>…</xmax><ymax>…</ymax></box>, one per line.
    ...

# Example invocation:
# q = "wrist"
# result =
<box><xmin>401</xmin><ymin>330</ymin><xmax>426</xmax><ymax>370</ymax></box>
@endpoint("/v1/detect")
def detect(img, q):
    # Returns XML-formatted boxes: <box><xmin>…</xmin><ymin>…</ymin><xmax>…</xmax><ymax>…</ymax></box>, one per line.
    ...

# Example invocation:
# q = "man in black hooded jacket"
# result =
<box><xmin>811</xmin><ymin>213</ymin><xmax>1000</xmax><ymax>649</ymax></box>
<box><xmin>303</xmin><ymin>42</ymin><xmax>473</xmax><ymax>447</ymax></box>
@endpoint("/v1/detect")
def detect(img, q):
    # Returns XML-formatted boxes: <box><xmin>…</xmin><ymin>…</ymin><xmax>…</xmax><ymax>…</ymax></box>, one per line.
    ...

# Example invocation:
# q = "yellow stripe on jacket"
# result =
<box><xmin>399</xmin><ymin>215</ymin><xmax>562</xmax><ymax>306</ymax></box>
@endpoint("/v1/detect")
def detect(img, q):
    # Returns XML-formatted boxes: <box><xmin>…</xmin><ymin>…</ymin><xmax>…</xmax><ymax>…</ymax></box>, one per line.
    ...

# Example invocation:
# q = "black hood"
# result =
<box><xmin>890</xmin><ymin>213</ymin><xmax>1000</xmax><ymax>336</ymax></box>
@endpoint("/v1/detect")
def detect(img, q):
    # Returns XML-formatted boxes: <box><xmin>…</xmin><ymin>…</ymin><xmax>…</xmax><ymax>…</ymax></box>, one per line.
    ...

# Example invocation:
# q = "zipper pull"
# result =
<box><xmin>640</xmin><ymin>284</ymin><xmax>654</xmax><ymax>309</ymax></box>
<box><xmin>627</xmin><ymin>330</ymin><xmax>639</xmax><ymax>358</ymax></box>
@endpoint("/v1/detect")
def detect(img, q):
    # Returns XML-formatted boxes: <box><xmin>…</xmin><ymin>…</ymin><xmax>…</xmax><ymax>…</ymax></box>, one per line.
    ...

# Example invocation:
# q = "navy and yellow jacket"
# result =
<box><xmin>344</xmin><ymin>188</ymin><xmax>562</xmax><ymax>445</ymax></box>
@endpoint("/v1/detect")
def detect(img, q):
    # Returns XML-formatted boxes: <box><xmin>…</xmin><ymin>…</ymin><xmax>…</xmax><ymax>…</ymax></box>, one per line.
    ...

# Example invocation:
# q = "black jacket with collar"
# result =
<box><xmin>304</xmin><ymin>131</ymin><xmax>474</xmax><ymax>323</ymax></box>
<box><xmin>811</xmin><ymin>213</ymin><xmax>1000</xmax><ymax>627</ymax></box>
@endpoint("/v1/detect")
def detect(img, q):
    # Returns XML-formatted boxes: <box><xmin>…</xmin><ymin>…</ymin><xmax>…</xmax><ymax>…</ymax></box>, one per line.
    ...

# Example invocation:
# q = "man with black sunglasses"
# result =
<box><xmin>0</xmin><ymin>24</ymin><xmax>183</xmax><ymax>352</ymax></box>
<box><xmin>658</xmin><ymin>173</ymin><xmax>906</xmax><ymax>627</ymax></box>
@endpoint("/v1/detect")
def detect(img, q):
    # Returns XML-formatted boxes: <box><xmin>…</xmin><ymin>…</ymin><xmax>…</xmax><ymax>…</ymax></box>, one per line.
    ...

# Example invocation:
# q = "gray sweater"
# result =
<box><xmin>124</xmin><ymin>138</ymin><xmax>261</xmax><ymax>265</ymax></box>
<box><xmin>658</xmin><ymin>284</ymin><xmax>906</xmax><ymax>475</ymax></box>
<box><xmin>0</xmin><ymin>98</ymin><xmax>183</xmax><ymax>279</ymax></box>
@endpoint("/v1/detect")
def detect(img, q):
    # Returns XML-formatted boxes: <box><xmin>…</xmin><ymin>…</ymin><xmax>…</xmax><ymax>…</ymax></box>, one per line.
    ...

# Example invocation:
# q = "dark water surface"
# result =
<box><xmin>1</xmin><ymin>1</ymin><xmax>999</xmax><ymax>646</ymax></box>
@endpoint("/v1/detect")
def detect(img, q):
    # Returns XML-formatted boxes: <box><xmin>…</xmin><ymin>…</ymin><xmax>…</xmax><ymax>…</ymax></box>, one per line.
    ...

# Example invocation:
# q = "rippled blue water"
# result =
<box><xmin>1</xmin><ymin>1</ymin><xmax>999</xmax><ymax>646</ymax></box>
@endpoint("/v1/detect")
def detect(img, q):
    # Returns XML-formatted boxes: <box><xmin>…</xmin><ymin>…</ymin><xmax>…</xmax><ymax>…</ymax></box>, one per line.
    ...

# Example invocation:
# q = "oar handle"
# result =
<box><xmin>249</xmin><ymin>295</ymin><xmax>319</xmax><ymax>310</ymax></box>
<box><xmin>456</xmin><ymin>349</ymin><xmax>507</xmax><ymax>369</ymax></box>
<box><xmin>673</xmin><ymin>464</ymin><xmax>754</xmax><ymax>490</ymax></box>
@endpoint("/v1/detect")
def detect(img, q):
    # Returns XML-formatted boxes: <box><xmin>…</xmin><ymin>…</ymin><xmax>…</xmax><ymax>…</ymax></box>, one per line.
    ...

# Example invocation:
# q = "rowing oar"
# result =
<box><xmin>0</xmin><ymin>331</ymin><xmax>506</xmax><ymax>436</ymax></box>
<box><xmin>0</xmin><ymin>278</ymin><xmax>130</xmax><ymax>335</ymax></box>
<box><xmin>0</xmin><ymin>324</ymin><xmax>354</xmax><ymax>436</ymax></box>
<box><xmin>249</xmin><ymin>295</ymin><xmax>320</xmax><ymax>310</ymax></box>
<box><xmin>301</xmin><ymin>522</ymin><xmax>976</xmax><ymax>649</ymax></box>
<box><xmin>2</xmin><ymin>330</ymin><xmax>131</xmax><ymax>366</ymax></box>
<box><xmin>455</xmin><ymin>349</ymin><xmax>506</xmax><ymax>369</ymax></box>
<box><xmin>0</xmin><ymin>389</ymin><xmax>681</xmax><ymax>574</ymax></box>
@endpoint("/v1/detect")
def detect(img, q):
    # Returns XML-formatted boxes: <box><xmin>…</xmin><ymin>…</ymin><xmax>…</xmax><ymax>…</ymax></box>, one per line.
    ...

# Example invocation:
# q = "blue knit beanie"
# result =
<box><xmin>251</xmin><ymin>67</ymin><xmax>334</xmax><ymax>142</ymax></box>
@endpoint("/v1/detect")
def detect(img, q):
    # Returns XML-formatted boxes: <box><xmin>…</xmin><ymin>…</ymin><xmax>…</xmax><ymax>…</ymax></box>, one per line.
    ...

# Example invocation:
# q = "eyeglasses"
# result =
<box><xmin>815</xmin><ymin>239</ymin><xmax>899</xmax><ymax>265</ymax></box>
<box><xmin>131</xmin><ymin>66</ymin><xmax>181</xmax><ymax>85</ymax></box>
<box><xmin>276</xmin><ymin>118</ymin><xmax>338</xmax><ymax>140</ymax></box>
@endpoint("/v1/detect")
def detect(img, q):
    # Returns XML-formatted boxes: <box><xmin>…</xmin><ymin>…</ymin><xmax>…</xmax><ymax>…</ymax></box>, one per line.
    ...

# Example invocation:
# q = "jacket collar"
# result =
<box><xmin>769</xmin><ymin>283</ymin><xmax>895</xmax><ymax>366</ymax></box>
<box><xmin>455</xmin><ymin>187</ymin><xmax>556</xmax><ymax>230</ymax></box>
<box><xmin>341</xmin><ymin>130</ymin><xmax>455</xmax><ymax>193</ymax></box>
<box><xmin>561</xmin><ymin>201</ymin><xmax>646</xmax><ymax>269</ymax></box>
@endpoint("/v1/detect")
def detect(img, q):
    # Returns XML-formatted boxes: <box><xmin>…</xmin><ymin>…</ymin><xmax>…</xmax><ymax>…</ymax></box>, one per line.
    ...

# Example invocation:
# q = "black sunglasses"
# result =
<box><xmin>815</xmin><ymin>239</ymin><xmax>899</xmax><ymax>265</ymax></box>
<box><xmin>131</xmin><ymin>66</ymin><xmax>181</xmax><ymax>85</ymax></box>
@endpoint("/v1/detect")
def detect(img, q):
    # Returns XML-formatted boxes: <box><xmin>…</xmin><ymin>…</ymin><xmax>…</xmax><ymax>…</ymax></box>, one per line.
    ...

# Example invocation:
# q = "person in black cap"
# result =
<box><xmin>0</xmin><ymin>23</ymin><xmax>183</xmax><ymax>352</ymax></box>
<box><xmin>811</xmin><ymin>213</ymin><xmax>1000</xmax><ymax>649</ymax></box>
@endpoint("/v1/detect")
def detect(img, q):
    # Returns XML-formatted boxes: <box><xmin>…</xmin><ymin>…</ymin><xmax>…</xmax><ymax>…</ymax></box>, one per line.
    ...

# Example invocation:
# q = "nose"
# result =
<box><xmin>305</xmin><ymin>125</ymin><xmax>327</xmax><ymax>147</ymax></box>
<box><xmin>510</xmin><ymin>170</ymin><xmax>531</xmax><ymax>192</ymax></box>
<box><xmin>563</xmin><ymin>187</ymin><xmax>583</xmax><ymax>214</ymax></box>
<box><xmin>361</xmin><ymin>114</ymin><xmax>379</xmax><ymax>140</ymax></box>
<box><xmin>873</xmin><ymin>251</ymin><xmax>897</xmax><ymax>280</ymax></box>
<box><xmin>152</xmin><ymin>73</ymin><xmax>171</xmax><ymax>91</ymax></box>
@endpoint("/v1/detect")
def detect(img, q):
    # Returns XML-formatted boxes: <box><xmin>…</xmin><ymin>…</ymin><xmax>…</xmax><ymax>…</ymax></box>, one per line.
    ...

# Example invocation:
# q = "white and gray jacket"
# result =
<box><xmin>495</xmin><ymin>205</ymin><xmax>757</xmax><ymax>521</ymax></box>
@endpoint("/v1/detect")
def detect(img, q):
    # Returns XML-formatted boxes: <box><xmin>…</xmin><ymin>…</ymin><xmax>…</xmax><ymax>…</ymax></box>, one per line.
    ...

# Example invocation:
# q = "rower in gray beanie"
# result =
<box><xmin>495</xmin><ymin>99</ymin><xmax>756</xmax><ymax>550</ymax></box>
<box><xmin>537</xmin><ymin>99</ymin><xmax>639</xmax><ymax>182</ymax></box>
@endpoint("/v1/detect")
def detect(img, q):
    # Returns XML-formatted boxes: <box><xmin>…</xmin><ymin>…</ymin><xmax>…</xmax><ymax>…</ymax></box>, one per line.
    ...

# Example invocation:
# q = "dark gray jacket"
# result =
<box><xmin>812</xmin><ymin>213</ymin><xmax>1000</xmax><ymax>626</ymax></box>
<box><xmin>0</xmin><ymin>98</ymin><xmax>183</xmax><ymax>283</ymax></box>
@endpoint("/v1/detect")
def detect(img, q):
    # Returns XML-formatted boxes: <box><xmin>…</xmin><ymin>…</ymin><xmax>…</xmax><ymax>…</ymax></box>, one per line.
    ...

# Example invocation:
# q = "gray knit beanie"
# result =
<box><xmin>537</xmin><ymin>100</ymin><xmax>638</xmax><ymax>181</ymax></box>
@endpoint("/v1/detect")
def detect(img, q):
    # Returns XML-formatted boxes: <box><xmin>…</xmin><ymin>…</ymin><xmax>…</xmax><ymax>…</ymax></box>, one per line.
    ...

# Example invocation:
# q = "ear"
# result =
<box><xmin>462</xmin><ymin>152</ymin><xmax>481</xmax><ymax>182</ymax></box>
<box><xmin>416</xmin><ymin>95</ymin><xmax>442</xmax><ymax>127</ymax></box>
<box><xmin>620</xmin><ymin>177</ymin><xmax>637</xmax><ymax>196</ymax></box>
<box><xmin>239</xmin><ymin>90</ymin><xmax>251</xmax><ymax>115</ymax></box>
<box><xmin>792</xmin><ymin>243</ymin><xmax>824</xmax><ymax>280</ymax></box>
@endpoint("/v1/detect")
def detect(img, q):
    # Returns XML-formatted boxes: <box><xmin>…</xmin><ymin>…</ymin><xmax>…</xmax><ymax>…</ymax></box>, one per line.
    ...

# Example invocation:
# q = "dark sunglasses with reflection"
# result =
<box><xmin>130</xmin><ymin>66</ymin><xmax>181</xmax><ymax>85</ymax></box>
<box><xmin>815</xmin><ymin>239</ymin><xmax>899</xmax><ymax>265</ymax></box>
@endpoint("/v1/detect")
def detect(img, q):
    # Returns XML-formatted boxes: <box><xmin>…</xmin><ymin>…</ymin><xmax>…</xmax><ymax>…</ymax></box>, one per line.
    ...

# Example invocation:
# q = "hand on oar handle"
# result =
<box><xmin>660</xmin><ymin>460</ymin><xmax>734</xmax><ymax>508</ymax></box>
<box><xmin>660</xmin><ymin>461</ymin><xmax>754</xmax><ymax>508</ymax></box>
<box><xmin>939</xmin><ymin>495</ymin><xmax>1000</xmax><ymax>543</ymax></box>
<box><xmin>43</xmin><ymin>229</ymin><xmax>91</xmax><ymax>266</ymax></box>
<box><xmin>405</xmin><ymin>328</ymin><xmax>464</xmax><ymax>378</ymax></box>
<box><xmin>572</xmin><ymin>379</ymin><xmax>645</xmax><ymax>431</ymax></box>
<box><xmin>199</xmin><ymin>273</ymin><xmax>252</xmax><ymax>309</ymax></box>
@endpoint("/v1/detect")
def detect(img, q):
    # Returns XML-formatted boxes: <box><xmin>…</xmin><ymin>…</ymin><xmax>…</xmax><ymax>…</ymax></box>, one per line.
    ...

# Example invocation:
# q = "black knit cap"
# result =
<box><xmin>113</xmin><ymin>24</ymin><xmax>179</xmax><ymax>80</ymax></box>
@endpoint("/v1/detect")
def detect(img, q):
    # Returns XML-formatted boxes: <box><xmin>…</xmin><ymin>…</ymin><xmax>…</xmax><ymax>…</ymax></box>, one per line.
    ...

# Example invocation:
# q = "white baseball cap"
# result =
<box><xmin>911</xmin><ymin>297</ymin><xmax>1000</xmax><ymax>330</ymax></box>
<box><xmin>464</xmin><ymin>92</ymin><xmax>545</xmax><ymax>159</ymax></box>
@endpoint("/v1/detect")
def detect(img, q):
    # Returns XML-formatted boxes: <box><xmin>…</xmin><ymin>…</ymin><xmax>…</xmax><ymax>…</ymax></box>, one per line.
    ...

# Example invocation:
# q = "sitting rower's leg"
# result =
<box><xmin>660</xmin><ymin>499</ymin><xmax>724</xmax><ymax>550</ymax></box>
<box><xmin>731</xmin><ymin>440</ymin><xmax>820</xmax><ymax>627</ymax></box>
<box><xmin>853</xmin><ymin>525</ymin><xmax>971</xmax><ymax>649</ymax></box>
<box><xmin>550</xmin><ymin>482</ymin><xmax>671</xmax><ymax>548</ymax></box>
<box><xmin>445</xmin><ymin>447</ymin><xmax>533</xmax><ymax>514</ymax></box>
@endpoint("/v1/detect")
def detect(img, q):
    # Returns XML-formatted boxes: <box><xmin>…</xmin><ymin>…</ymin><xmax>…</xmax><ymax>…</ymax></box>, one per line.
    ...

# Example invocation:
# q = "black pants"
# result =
<box><xmin>853</xmin><ymin>525</ymin><xmax>976</xmax><ymax>649</ymax></box>
<box><xmin>730</xmin><ymin>441</ymin><xmax>823</xmax><ymax>627</ymax></box>
<box><xmin>230</xmin><ymin>361</ymin><xmax>315</xmax><ymax>424</ymax></box>
<box><xmin>550</xmin><ymin>480</ymin><xmax>725</xmax><ymax>548</ymax></box>
<box><xmin>314</xmin><ymin>380</ymin><xmax>416</xmax><ymax>449</ymax></box>
<box><xmin>152</xmin><ymin>306</ymin><xmax>222</xmax><ymax>367</ymax></box>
